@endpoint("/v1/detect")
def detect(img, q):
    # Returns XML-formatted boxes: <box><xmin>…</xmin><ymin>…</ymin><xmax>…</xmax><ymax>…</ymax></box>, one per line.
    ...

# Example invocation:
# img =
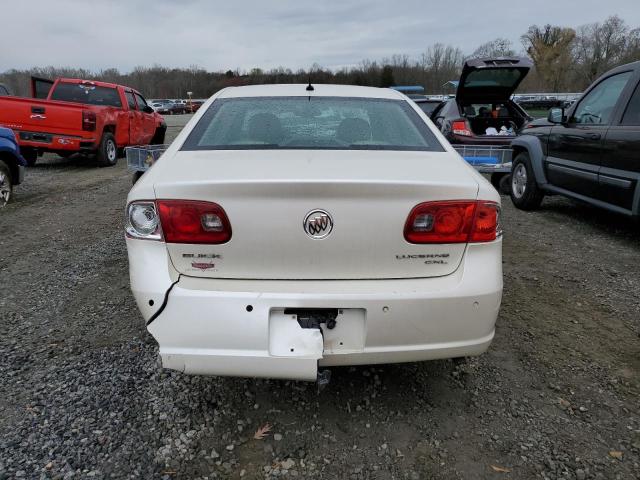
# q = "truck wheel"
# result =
<box><xmin>150</xmin><ymin>126</ymin><xmax>166</xmax><ymax>145</ymax></box>
<box><xmin>510</xmin><ymin>152</ymin><xmax>544</xmax><ymax>210</ymax></box>
<box><xmin>0</xmin><ymin>161</ymin><xmax>13</xmax><ymax>207</ymax></box>
<box><xmin>97</xmin><ymin>133</ymin><xmax>118</xmax><ymax>167</ymax></box>
<box><xmin>22</xmin><ymin>148</ymin><xmax>38</xmax><ymax>167</ymax></box>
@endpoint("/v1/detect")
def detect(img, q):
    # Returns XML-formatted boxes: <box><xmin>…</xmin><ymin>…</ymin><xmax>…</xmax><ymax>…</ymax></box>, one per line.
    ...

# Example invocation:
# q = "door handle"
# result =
<box><xmin>587</xmin><ymin>133</ymin><xmax>601</xmax><ymax>140</ymax></box>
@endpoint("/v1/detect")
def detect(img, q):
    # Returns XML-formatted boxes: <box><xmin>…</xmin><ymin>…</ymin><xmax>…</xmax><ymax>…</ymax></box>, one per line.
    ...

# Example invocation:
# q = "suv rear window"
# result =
<box><xmin>182</xmin><ymin>97</ymin><xmax>444</xmax><ymax>151</ymax></box>
<box><xmin>50</xmin><ymin>83</ymin><xmax>122</xmax><ymax>108</ymax></box>
<box><xmin>464</xmin><ymin>68</ymin><xmax>525</xmax><ymax>89</ymax></box>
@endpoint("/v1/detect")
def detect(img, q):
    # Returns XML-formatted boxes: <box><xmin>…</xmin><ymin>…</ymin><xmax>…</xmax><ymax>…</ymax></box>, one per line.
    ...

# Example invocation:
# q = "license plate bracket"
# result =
<box><xmin>269</xmin><ymin>308</ymin><xmax>366</xmax><ymax>358</ymax></box>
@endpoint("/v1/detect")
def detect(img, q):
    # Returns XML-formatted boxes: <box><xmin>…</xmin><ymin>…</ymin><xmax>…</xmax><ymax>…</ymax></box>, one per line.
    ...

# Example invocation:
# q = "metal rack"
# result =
<box><xmin>125</xmin><ymin>144</ymin><xmax>168</xmax><ymax>173</ymax></box>
<box><xmin>452</xmin><ymin>145</ymin><xmax>513</xmax><ymax>173</ymax></box>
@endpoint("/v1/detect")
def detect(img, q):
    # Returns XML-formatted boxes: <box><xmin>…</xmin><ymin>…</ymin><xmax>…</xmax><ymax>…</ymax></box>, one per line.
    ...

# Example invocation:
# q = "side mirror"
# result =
<box><xmin>142</xmin><ymin>105</ymin><xmax>154</xmax><ymax>114</ymax></box>
<box><xmin>547</xmin><ymin>107</ymin><xmax>565</xmax><ymax>124</ymax></box>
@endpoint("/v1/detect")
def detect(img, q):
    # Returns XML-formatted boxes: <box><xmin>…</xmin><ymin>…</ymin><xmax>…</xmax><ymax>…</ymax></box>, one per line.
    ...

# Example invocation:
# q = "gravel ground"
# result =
<box><xmin>1</xmin><ymin>114</ymin><xmax>639</xmax><ymax>479</ymax></box>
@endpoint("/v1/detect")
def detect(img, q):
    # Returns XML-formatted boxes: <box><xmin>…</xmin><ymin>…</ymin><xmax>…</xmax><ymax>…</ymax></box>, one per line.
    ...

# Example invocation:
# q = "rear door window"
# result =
<box><xmin>125</xmin><ymin>91</ymin><xmax>137</xmax><ymax>110</ymax></box>
<box><xmin>182</xmin><ymin>97</ymin><xmax>444</xmax><ymax>152</ymax></box>
<box><xmin>50</xmin><ymin>83</ymin><xmax>123</xmax><ymax>108</ymax></box>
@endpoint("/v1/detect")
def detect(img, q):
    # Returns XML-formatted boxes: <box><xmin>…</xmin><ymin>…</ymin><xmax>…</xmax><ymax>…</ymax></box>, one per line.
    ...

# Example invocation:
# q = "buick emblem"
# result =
<box><xmin>303</xmin><ymin>209</ymin><xmax>333</xmax><ymax>239</ymax></box>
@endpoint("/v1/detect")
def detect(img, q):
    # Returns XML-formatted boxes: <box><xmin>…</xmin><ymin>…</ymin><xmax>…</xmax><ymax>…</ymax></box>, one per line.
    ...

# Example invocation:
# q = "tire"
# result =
<box><xmin>96</xmin><ymin>132</ymin><xmax>118</xmax><ymax>167</ymax></box>
<box><xmin>499</xmin><ymin>174</ymin><xmax>511</xmax><ymax>195</ymax></box>
<box><xmin>150</xmin><ymin>126</ymin><xmax>166</xmax><ymax>145</ymax></box>
<box><xmin>490</xmin><ymin>173</ymin><xmax>511</xmax><ymax>195</ymax></box>
<box><xmin>0</xmin><ymin>161</ymin><xmax>13</xmax><ymax>207</ymax></box>
<box><xmin>510</xmin><ymin>152</ymin><xmax>544</xmax><ymax>210</ymax></box>
<box><xmin>132</xmin><ymin>171</ymin><xmax>144</xmax><ymax>185</ymax></box>
<box><xmin>22</xmin><ymin>148</ymin><xmax>38</xmax><ymax>167</ymax></box>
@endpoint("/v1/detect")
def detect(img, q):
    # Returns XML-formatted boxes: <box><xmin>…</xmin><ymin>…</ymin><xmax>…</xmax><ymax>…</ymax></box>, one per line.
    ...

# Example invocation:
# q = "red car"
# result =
<box><xmin>0</xmin><ymin>77</ymin><xmax>166</xmax><ymax>167</ymax></box>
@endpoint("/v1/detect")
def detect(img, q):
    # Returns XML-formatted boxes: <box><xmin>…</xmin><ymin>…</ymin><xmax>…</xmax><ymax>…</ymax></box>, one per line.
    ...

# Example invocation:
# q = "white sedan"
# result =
<box><xmin>125</xmin><ymin>84</ymin><xmax>502</xmax><ymax>381</ymax></box>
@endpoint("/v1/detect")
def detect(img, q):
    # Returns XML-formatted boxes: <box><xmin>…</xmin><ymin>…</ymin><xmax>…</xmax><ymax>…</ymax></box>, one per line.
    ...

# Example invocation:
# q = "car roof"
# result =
<box><xmin>603</xmin><ymin>60</ymin><xmax>640</xmax><ymax>76</ymax></box>
<box><xmin>216</xmin><ymin>84</ymin><xmax>405</xmax><ymax>100</ymax></box>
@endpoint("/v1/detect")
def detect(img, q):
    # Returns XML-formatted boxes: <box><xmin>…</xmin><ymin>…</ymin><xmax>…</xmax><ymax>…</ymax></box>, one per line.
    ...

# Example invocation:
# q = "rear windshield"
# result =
<box><xmin>464</xmin><ymin>68</ymin><xmax>525</xmax><ymax>89</ymax></box>
<box><xmin>50</xmin><ymin>83</ymin><xmax>122</xmax><ymax>108</ymax></box>
<box><xmin>181</xmin><ymin>97</ymin><xmax>444</xmax><ymax>151</ymax></box>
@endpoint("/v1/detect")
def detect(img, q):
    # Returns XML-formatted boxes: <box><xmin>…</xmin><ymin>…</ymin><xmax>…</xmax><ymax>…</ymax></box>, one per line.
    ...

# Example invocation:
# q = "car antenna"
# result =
<box><xmin>306</xmin><ymin>76</ymin><xmax>314</xmax><ymax>92</ymax></box>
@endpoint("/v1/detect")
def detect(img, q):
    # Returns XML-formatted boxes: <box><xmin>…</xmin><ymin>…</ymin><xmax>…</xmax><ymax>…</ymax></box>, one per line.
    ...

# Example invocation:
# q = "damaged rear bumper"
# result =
<box><xmin>127</xmin><ymin>239</ymin><xmax>502</xmax><ymax>381</ymax></box>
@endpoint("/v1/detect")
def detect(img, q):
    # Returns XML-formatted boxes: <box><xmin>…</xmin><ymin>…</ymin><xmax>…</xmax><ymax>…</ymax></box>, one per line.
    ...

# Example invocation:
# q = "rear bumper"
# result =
<box><xmin>16</xmin><ymin>130</ymin><xmax>98</xmax><ymax>152</ymax></box>
<box><xmin>127</xmin><ymin>239</ymin><xmax>502</xmax><ymax>380</ymax></box>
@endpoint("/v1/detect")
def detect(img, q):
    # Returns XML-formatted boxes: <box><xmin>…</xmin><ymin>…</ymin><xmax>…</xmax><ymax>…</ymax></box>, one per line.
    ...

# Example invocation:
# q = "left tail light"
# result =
<box><xmin>404</xmin><ymin>200</ymin><xmax>501</xmax><ymax>244</ymax></box>
<box><xmin>126</xmin><ymin>201</ymin><xmax>162</xmax><ymax>240</ymax></box>
<box><xmin>157</xmin><ymin>200</ymin><xmax>232</xmax><ymax>244</ymax></box>
<box><xmin>451</xmin><ymin>119</ymin><xmax>472</xmax><ymax>137</ymax></box>
<box><xmin>126</xmin><ymin>200</ymin><xmax>232</xmax><ymax>244</ymax></box>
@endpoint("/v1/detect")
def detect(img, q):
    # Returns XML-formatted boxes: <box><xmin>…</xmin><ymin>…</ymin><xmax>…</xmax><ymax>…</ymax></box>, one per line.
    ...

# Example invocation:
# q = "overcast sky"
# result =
<box><xmin>1</xmin><ymin>0</ymin><xmax>639</xmax><ymax>73</ymax></box>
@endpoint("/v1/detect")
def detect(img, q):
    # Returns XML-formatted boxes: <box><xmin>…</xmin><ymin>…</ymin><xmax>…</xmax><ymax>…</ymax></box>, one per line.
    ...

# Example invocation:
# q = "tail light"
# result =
<box><xmin>451</xmin><ymin>120</ymin><xmax>472</xmax><ymax>136</ymax></box>
<box><xmin>157</xmin><ymin>200</ymin><xmax>232</xmax><ymax>244</ymax></box>
<box><xmin>404</xmin><ymin>201</ymin><xmax>501</xmax><ymax>244</ymax></box>
<box><xmin>82</xmin><ymin>111</ymin><xmax>96</xmax><ymax>131</ymax></box>
<box><xmin>126</xmin><ymin>201</ymin><xmax>162</xmax><ymax>240</ymax></box>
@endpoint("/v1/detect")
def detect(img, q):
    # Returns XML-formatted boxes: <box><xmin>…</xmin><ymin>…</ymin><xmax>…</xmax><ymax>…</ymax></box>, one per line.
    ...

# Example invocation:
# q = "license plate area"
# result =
<box><xmin>269</xmin><ymin>308</ymin><xmax>366</xmax><ymax>358</ymax></box>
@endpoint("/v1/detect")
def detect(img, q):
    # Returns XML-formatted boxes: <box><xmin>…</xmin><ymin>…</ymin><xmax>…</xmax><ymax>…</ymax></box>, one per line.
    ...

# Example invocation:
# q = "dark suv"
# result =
<box><xmin>431</xmin><ymin>57</ymin><xmax>533</xmax><ymax>189</ymax></box>
<box><xmin>510</xmin><ymin>61</ymin><xmax>640</xmax><ymax>218</ymax></box>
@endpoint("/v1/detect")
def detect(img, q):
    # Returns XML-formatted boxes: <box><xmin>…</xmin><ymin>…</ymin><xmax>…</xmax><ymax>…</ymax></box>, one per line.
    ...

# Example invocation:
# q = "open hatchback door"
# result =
<box><xmin>456</xmin><ymin>57</ymin><xmax>533</xmax><ymax>103</ymax></box>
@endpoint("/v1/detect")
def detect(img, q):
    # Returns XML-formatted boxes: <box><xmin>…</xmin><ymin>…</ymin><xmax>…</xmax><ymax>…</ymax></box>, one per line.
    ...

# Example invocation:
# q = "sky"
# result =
<box><xmin>1</xmin><ymin>0</ymin><xmax>639</xmax><ymax>73</ymax></box>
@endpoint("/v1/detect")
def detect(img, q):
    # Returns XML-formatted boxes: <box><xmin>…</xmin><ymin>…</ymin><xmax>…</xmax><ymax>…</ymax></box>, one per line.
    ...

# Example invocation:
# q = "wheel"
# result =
<box><xmin>22</xmin><ymin>148</ymin><xmax>38</xmax><ymax>167</ymax></box>
<box><xmin>490</xmin><ymin>173</ymin><xmax>510</xmax><ymax>195</ymax></box>
<box><xmin>96</xmin><ymin>132</ymin><xmax>118</xmax><ymax>167</ymax></box>
<box><xmin>0</xmin><ymin>161</ymin><xmax>13</xmax><ymax>207</ymax></box>
<box><xmin>499</xmin><ymin>174</ymin><xmax>511</xmax><ymax>195</ymax></box>
<box><xmin>150</xmin><ymin>126</ymin><xmax>166</xmax><ymax>145</ymax></box>
<box><xmin>510</xmin><ymin>152</ymin><xmax>544</xmax><ymax>210</ymax></box>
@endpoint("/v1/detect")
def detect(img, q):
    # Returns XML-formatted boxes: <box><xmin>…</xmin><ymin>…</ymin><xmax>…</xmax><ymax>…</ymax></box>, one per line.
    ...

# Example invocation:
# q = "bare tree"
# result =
<box><xmin>521</xmin><ymin>24</ymin><xmax>576</xmax><ymax>91</ymax></box>
<box><xmin>471</xmin><ymin>38</ymin><xmax>515</xmax><ymax>58</ymax></box>
<box><xmin>573</xmin><ymin>15</ymin><xmax>636</xmax><ymax>86</ymax></box>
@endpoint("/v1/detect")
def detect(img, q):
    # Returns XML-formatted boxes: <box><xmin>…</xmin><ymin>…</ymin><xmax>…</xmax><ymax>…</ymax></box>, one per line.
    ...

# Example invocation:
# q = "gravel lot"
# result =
<box><xmin>1</xmin><ymin>114</ymin><xmax>639</xmax><ymax>479</ymax></box>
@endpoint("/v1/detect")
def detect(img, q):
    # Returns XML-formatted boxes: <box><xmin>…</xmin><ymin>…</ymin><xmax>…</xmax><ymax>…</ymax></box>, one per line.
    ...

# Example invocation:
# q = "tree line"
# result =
<box><xmin>1</xmin><ymin>15</ymin><xmax>638</xmax><ymax>99</ymax></box>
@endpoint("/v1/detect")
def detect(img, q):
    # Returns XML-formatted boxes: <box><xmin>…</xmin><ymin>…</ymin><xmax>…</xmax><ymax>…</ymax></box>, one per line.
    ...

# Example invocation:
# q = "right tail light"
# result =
<box><xmin>404</xmin><ymin>200</ymin><xmax>501</xmax><ymax>244</ymax></box>
<box><xmin>82</xmin><ymin>111</ymin><xmax>96</xmax><ymax>131</ymax></box>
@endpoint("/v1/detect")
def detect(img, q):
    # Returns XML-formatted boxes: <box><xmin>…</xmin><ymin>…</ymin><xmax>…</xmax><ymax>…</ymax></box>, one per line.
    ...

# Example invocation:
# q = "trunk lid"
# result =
<box><xmin>456</xmin><ymin>57</ymin><xmax>532</xmax><ymax>104</ymax></box>
<box><xmin>154</xmin><ymin>150</ymin><xmax>479</xmax><ymax>280</ymax></box>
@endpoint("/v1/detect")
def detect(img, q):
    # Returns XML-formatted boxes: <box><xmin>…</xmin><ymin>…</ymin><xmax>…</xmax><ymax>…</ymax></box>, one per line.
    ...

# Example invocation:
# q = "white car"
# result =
<box><xmin>125</xmin><ymin>84</ymin><xmax>503</xmax><ymax>381</ymax></box>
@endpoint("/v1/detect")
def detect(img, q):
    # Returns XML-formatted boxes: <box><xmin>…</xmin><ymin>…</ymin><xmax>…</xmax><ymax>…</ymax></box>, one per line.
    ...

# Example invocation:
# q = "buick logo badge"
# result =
<box><xmin>303</xmin><ymin>209</ymin><xmax>333</xmax><ymax>239</ymax></box>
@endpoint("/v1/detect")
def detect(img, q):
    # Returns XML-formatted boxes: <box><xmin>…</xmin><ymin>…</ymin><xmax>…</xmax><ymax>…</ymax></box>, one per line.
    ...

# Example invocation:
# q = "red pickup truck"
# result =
<box><xmin>0</xmin><ymin>77</ymin><xmax>166</xmax><ymax>167</ymax></box>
